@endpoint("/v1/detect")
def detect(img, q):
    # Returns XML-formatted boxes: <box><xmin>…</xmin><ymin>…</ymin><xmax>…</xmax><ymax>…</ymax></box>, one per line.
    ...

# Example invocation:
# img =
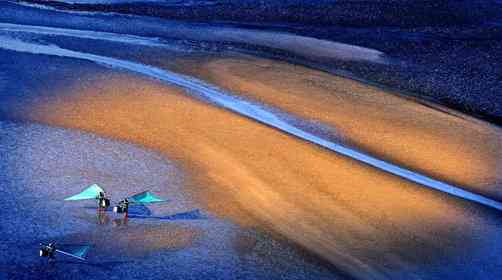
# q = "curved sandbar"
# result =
<box><xmin>10</xmin><ymin>70</ymin><xmax>500</xmax><ymax>280</ymax></box>
<box><xmin>0</xmin><ymin>36</ymin><xmax>499</xmax><ymax>210</ymax></box>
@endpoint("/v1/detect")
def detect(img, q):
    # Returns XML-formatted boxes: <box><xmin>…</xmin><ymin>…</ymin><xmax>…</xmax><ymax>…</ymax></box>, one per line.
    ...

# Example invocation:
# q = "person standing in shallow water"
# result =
<box><xmin>39</xmin><ymin>243</ymin><xmax>56</xmax><ymax>259</ymax></box>
<box><xmin>97</xmin><ymin>191</ymin><xmax>110</xmax><ymax>209</ymax></box>
<box><xmin>116</xmin><ymin>198</ymin><xmax>130</xmax><ymax>216</ymax></box>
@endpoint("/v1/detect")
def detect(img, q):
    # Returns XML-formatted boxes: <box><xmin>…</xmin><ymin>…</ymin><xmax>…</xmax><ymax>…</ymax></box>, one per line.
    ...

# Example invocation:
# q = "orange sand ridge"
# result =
<box><xmin>171</xmin><ymin>56</ymin><xmax>502</xmax><ymax>201</ymax></box>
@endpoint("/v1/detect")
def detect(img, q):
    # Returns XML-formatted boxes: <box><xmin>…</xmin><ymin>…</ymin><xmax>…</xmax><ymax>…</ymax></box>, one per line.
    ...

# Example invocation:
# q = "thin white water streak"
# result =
<box><xmin>0</xmin><ymin>22</ymin><xmax>170</xmax><ymax>48</ymax></box>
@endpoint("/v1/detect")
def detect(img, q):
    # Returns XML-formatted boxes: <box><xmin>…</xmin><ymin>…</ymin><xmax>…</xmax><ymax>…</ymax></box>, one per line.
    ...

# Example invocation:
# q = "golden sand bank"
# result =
<box><xmin>172</xmin><ymin>56</ymin><xmax>502</xmax><ymax>200</ymax></box>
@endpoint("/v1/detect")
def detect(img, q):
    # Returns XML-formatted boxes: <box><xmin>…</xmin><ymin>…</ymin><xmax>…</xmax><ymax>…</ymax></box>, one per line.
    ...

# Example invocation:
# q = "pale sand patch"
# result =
<box><xmin>208</xmin><ymin>28</ymin><xmax>387</xmax><ymax>64</ymax></box>
<box><xmin>12</xmin><ymin>72</ymin><xmax>499</xmax><ymax>280</ymax></box>
<box><xmin>174</xmin><ymin>56</ymin><xmax>502</xmax><ymax>200</ymax></box>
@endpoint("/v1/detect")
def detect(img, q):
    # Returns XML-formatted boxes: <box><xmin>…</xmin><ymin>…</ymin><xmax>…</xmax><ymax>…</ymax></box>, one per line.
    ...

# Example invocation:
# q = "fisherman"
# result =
<box><xmin>39</xmin><ymin>242</ymin><xmax>89</xmax><ymax>261</ymax></box>
<box><xmin>113</xmin><ymin>198</ymin><xmax>130</xmax><ymax>215</ymax></box>
<box><xmin>97</xmin><ymin>191</ymin><xmax>110</xmax><ymax>209</ymax></box>
<box><xmin>39</xmin><ymin>243</ymin><xmax>56</xmax><ymax>259</ymax></box>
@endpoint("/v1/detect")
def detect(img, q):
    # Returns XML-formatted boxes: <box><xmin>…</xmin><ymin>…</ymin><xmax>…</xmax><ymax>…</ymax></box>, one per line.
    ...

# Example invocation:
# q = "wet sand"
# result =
<box><xmin>7</xmin><ymin>67</ymin><xmax>500</xmax><ymax>279</ymax></box>
<box><xmin>0</xmin><ymin>120</ymin><xmax>336</xmax><ymax>280</ymax></box>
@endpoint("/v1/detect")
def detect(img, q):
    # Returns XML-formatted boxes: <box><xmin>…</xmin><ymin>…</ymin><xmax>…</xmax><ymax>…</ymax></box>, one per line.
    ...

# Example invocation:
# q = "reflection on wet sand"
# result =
<box><xmin>57</xmin><ymin>224</ymin><xmax>199</xmax><ymax>258</ymax></box>
<box><xmin>12</xmin><ymin>67</ymin><xmax>502</xmax><ymax>279</ymax></box>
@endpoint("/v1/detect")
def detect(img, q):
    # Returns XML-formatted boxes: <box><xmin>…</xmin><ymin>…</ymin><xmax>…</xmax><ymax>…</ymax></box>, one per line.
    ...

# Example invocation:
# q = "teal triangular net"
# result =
<box><xmin>128</xmin><ymin>191</ymin><xmax>165</xmax><ymax>203</ymax></box>
<box><xmin>58</xmin><ymin>244</ymin><xmax>90</xmax><ymax>260</ymax></box>
<box><xmin>67</xmin><ymin>245</ymin><xmax>90</xmax><ymax>258</ymax></box>
<box><xmin>65</xmin><ymin>184</ymin><xmax>104</xmax><ymax>201</ymax></box>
